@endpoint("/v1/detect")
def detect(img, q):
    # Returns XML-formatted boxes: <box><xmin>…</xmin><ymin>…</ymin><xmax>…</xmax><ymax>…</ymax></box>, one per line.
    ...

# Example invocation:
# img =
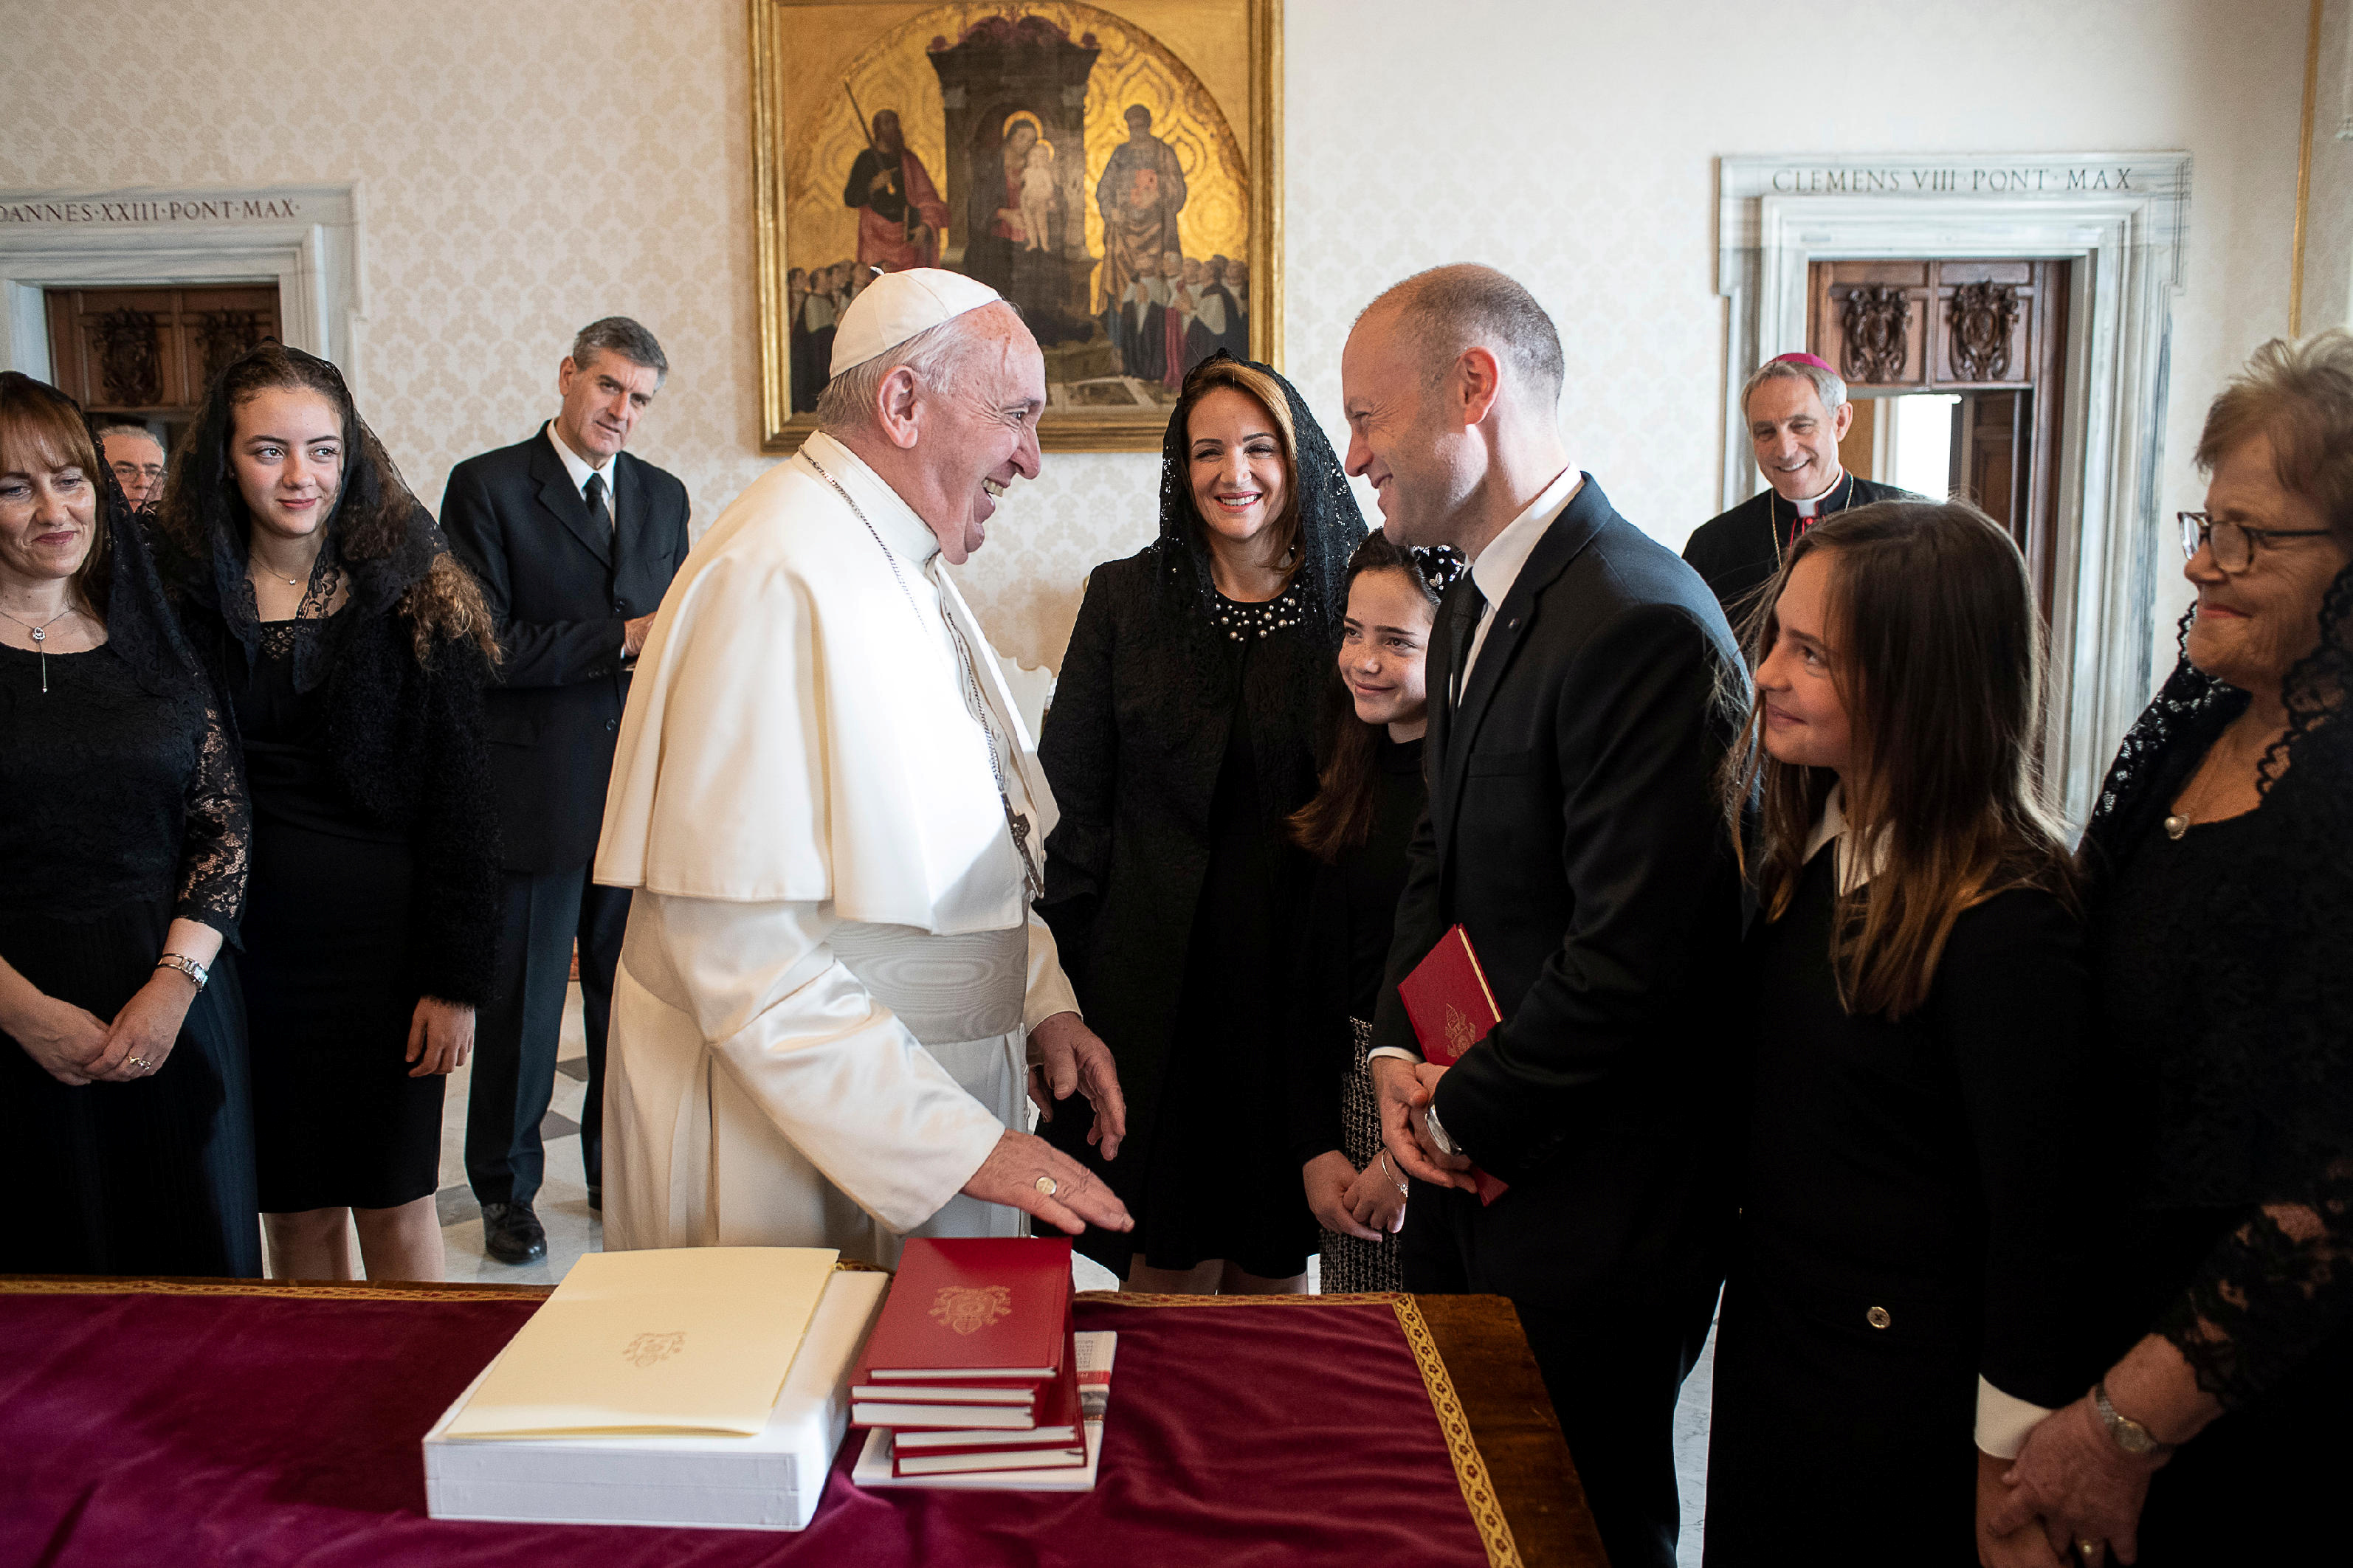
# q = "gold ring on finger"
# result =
<box><xmin>1035</xmin><ymin>1175</ymin><xmax>1058</xmax><ymax>1196</ymax></box>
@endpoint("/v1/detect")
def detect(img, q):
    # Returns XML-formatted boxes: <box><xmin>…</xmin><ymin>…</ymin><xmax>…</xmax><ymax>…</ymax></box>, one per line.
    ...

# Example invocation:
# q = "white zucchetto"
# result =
<box><xmin>828</xmin><ymin>268</ymin><xmax>1005</xmax><ymax>376</ymax></box>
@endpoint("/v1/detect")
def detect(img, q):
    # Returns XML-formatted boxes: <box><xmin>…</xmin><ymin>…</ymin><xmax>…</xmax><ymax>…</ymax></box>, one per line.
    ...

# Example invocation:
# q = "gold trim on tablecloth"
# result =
<box><xmin>1076</xmin><ymin>1291</ymin><xmax>1524</xmax><ymax>1568</ymax></box>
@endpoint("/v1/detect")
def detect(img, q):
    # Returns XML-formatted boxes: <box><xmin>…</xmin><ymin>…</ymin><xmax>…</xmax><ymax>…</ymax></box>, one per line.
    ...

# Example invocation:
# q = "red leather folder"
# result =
<box><xmin>855</xmin><ymin>1237</ymin><xmax>1072</xmax><ymax>1385</ymax></box>
<box><xmin>1396</xmin><ymin>925</ymin><xmax>1510</xmax><ymax>1205</ymax></box>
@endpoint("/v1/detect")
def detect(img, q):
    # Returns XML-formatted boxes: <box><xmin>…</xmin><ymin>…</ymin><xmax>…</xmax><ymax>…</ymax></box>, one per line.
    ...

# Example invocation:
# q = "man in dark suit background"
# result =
<box><xmin>1342</xmin><ymin>266</ymin><xmax>1745</xmax><ymax>1568</ymax></box>
<box><xmin>1681</xmin><ymin>350</ymin><xmax>1909</xmax><ymax>626</ymax></box>
<box><xmin>441</xmin><ymin>317</ymin><xmax>691</xmax><ymax>1265</ymax></box>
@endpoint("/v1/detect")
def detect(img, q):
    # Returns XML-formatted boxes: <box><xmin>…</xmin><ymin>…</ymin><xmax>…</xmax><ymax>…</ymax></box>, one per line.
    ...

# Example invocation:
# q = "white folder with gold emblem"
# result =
<box><xmin>424</xmin><ymin>1248</ymin><xmax>887</xmax><ymax>1530</ymax></box>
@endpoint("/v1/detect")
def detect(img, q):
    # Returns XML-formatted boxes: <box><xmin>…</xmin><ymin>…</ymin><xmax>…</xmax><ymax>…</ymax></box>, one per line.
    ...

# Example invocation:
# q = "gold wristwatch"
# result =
<box><xmin>2092</xmin><ymin>1381</ymin><xmax>2172</xmax><ymax>1457</ymax></box>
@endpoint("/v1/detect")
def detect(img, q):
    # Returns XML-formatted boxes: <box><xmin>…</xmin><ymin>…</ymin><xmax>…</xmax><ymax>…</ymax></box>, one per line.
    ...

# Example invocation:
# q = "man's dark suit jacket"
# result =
<box><xmin>1370</xmin><ymin>474</ymin><xmax>1746</xmax><ymax>1305</ymax></box>
<box><xmin>440</xmin><ymin>426</ymin><xmax>690</xmax><ymax>874</ymax></box>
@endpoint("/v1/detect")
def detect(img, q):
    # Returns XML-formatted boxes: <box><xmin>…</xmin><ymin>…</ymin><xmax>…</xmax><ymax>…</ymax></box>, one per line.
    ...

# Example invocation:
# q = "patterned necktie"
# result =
<box><xmin>585</xmin><ymin>472</ymin><xmax>612</xmax><ymax>533</ymax></box>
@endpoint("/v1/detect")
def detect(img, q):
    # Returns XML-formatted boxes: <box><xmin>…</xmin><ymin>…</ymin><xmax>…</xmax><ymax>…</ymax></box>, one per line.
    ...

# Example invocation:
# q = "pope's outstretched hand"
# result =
<box><xmin>962</xmin><ymin>1130</ymin><xmax>1133</xmax><ymax>1237</ymax></box>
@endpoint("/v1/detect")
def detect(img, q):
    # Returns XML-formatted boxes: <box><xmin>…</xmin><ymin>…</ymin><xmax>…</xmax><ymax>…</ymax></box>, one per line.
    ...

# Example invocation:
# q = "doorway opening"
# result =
<box><xmin>1812</xmin><ymin>258</ymin><xmax>2070</xmax><ymax>619</ymax></box>
<box><xmin>43</xmin><ymin>282</ymin><xmax>283</xmax><ymax>459</ymax></box>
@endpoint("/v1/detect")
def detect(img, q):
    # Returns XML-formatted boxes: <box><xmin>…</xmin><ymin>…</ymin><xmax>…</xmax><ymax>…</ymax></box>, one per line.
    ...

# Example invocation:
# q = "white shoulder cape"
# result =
<box><xmin>594</xmin><ymin>441</ymin><xmax>1054</xmax><ymax>933</ymax></box>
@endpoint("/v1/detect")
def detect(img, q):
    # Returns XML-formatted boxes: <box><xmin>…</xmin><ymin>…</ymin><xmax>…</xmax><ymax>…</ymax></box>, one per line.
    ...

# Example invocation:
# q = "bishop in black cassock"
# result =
<box><xmin>1682</xmin><ymin>469</ymin><xmax>1911</xmax><ymax>626</ymax></box>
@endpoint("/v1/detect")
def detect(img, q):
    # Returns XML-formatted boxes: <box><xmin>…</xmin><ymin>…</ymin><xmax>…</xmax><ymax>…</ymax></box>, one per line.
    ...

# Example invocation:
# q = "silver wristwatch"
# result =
<box><xmin>156</xmin><ymin>953</ymin><xmax>210</xmax><ymax>992</ymax></box>
<box><xmin>2092</xmin><ymin>1381</ymin><xmax>2171</xmax><ymax>1457</ymax></box>
<box><xmin>1422</xmin><ymin>1102</ymin><xmax>1458</xmax><ymax>1158</ymax></box>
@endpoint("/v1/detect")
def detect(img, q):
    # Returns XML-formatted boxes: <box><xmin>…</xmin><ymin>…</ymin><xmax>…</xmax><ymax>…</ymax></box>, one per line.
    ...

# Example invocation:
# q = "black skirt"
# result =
<box><xmin>0</xmin><ymin>896</ymin><xmax>261</xmax><ymax>1277</ymax></box>
<box><xmin>241</xmin><ymin>818</ymin><xmax>443</xmax><ymax>1212</ymax></box>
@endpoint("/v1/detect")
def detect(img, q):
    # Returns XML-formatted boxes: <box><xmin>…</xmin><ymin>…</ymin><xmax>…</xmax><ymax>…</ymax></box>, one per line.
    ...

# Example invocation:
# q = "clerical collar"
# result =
<box><xmin>799</xmin><ymin>430</ymin><xmax>941</xmax><ymax>567</ymax></box>
<box><xmin>1777</xmin><ymin>471</ymin><xmax>1849</xmax><ymax>519</ymax></box>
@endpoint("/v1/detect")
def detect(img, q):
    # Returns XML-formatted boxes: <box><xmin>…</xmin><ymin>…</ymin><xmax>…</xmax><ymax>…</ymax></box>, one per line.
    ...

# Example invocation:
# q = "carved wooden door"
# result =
<box><xmin>1808</xmin><ymin>258</ymin><xmax>2069</xmax><ymax>614</ymax></box>
<box><xmin>44</xmin><ymin>283</ymin><xmax>282</xmax><ymax>451</ymax></box>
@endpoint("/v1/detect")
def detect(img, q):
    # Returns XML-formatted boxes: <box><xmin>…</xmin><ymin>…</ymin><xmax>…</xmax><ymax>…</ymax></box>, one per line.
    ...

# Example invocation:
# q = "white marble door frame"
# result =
<box><xmin>1717</xmin><ymin>152</ymin><xmax>2193</xmax><ymax>826</ymax></box>
<box><xmin>0</xmin><ymin>184</ymin><xmax>362</xmax><ymax>390</ymax></box>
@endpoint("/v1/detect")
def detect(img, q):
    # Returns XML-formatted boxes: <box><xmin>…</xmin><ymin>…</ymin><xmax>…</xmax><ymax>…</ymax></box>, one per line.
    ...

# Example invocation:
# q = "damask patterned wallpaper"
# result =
<box><xmin>0</xmin><ymin>0</ymin><xmax>2305</xmax><ymax>676</ymax></box>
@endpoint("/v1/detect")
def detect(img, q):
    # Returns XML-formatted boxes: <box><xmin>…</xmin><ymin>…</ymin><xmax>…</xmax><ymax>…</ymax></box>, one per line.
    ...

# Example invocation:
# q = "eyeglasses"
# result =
<box><xmin>2178</xmin><ymin>511</ymin><xmax>2332</xmax><ymax>573</ymax></box>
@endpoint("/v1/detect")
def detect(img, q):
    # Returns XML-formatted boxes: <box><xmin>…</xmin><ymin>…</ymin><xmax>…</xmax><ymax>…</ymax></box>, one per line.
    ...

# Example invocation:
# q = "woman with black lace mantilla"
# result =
<box><xmin>154</xmin><ymin>345</ymin><xmax>500</xmax><ymax>1285</ymax></box>
<box><xmin>1991</xmin><ymin>332</ymin><xmax>2353</xmax><ymax>1563</ymax></box>
<box><xmin>1037</xmin><ymin>353</ymin><xmax>1366</xmax><ymax>1293</ymax></box>
<box><xmin>0</xmin><ymin>372</ymin><xmax>259</xmax><ymax>1277</ymax></box>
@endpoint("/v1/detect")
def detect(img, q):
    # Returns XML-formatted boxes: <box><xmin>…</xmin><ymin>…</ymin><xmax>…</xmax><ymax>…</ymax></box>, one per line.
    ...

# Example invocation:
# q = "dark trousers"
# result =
<box><xmin>464</xmin><ymin>865</ymin><xmax>628</xmax><ymax>1208</ymax></box>
<box><xmin>1402</xmin><ymin>1180</ymin><xmax>1717</xmax><ymax>1568</ymax></box>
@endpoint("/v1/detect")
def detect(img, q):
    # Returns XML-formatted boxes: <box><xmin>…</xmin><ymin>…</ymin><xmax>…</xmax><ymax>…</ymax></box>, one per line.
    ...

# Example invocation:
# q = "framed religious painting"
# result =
<box><xmin>751</xmin><ymin>0</ymin><xmax>1281</xmax><ymax>452</ymax></box>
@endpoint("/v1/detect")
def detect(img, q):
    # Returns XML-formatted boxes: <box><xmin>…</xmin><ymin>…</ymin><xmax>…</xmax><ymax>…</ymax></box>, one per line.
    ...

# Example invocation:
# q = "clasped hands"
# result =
<box><xmin>1371</xmin><ymin>1054</ymin><xmax>1480</xmax><ymax>1194</ymax></box>
<box><xmin>18</xmin><ymin>967</ymin><xmax>198</xmax><ymax>1085</ymax></box>
<box><xmin>1303</xmin><ymin>1148</ymin><xmax>1406</xmax><ymax>1242</ymax></box>
<box><xmin>1977</xmin><ymin>1393</ymin><xmax>2167</xmax><ymax>1568</ymax></box>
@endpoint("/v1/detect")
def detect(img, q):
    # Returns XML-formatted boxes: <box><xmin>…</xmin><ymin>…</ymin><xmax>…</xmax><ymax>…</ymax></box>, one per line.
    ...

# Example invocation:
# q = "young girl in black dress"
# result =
<box><xmin>1703</xmin><ymin>501</ymin><xmax>2106</xmax><ymax>1567</ymax></box>
<box><xmin>1286</xmin><ymin>531</ymin><xmax>1454</xmax><ymax>1293</ymax></box>
<box><xmin>157</xmin><ymin>345</ymin><xmax>500</xmax><ymax>1282</ymax></box>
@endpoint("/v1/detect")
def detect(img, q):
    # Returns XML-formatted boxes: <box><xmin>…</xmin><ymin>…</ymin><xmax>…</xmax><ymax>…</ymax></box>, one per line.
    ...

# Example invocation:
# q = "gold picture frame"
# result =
<box><xmin>751</xmin><ymin>0</ymin><xmax>1282</xmax><ymax>452</ymax></box>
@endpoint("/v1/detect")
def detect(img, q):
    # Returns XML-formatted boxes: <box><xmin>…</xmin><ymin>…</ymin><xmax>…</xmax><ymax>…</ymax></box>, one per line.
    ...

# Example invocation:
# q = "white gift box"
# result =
<box><xmin>422</xmin><ymin>1268</ymin><xmax>888</xmax><ymax>1531</ymax></box>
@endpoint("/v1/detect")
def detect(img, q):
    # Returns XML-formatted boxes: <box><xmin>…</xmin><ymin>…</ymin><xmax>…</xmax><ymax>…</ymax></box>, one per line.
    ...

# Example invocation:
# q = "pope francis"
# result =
<box><xmin>593</xmin><ymin>270</ymin><xmax>1131</xmax><ymax>1263</ymax></box>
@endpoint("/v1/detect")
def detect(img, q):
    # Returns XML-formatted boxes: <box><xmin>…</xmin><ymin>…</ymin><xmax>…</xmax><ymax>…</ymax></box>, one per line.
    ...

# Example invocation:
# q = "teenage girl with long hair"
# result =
<box><xmin>1702</xmin><ymin>500</ymin><xmax>2107</xmax><ymax>1567</ymax></box>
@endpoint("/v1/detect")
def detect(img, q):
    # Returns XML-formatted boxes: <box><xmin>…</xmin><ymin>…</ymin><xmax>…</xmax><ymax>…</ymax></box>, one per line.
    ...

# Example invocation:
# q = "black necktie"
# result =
<box><xmin>585</xmin><ymin>472</ymin><xmax>611</xmax><ymax>533</ymax></box>
<box><xmin>1449</xmin><ymin>578</ymin><xmax>1487</xmax><ymax>705</ymax></box>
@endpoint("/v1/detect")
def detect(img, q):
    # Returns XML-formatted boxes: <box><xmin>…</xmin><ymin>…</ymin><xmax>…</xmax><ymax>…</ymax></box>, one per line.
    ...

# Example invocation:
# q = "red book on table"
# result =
<box><xmin>855</xmin><ymin>1237</ymin><xmax>1072</xmax><ymax>1385</ymax></box>
<box><xmin>889</xmin><ymin>1336</ymin><xmax>1083</xmax><ymax>1472</ymax></box>
<box><xmin>1396</xmin><ymin>924</ymin><xmax>1509</xmax><ymax>1206</ymax></box>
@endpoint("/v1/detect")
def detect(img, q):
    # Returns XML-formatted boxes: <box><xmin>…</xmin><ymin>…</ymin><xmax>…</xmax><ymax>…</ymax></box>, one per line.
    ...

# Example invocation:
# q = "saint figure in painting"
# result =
<box><xmin>843</xmin><ymin>109</ymin><xmax>948</xmax><ymax>274</ymax></box>
<box><xmin>1095</xmin><ymin>105</ymin><xmax>1188</xmax><ymax>312</ymax></box>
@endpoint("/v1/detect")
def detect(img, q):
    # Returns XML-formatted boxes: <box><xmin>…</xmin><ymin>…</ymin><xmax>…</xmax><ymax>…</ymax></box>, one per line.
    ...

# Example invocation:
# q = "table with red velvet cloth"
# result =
<box><xmin>0</xmin><ymin>1279</ymin><xmax>1605</xmax><ymax>1568</ymax></box>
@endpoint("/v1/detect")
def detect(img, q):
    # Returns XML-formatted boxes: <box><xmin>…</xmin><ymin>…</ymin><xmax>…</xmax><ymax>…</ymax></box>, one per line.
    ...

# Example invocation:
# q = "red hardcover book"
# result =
<box><xmin>855</xmin><ymin>1237</ymin><xmax>1072</xmax><ymax>1384</ymax></box>
<box><xmin>1396</xmin><ymin>924</ymin><xmax>1509</xmax><ymax>1206</ymax></box>
<box><xmin>890</xmin><ymin>1337</ymin><xmax>1082</xmax><ymax>1464</ymax></box>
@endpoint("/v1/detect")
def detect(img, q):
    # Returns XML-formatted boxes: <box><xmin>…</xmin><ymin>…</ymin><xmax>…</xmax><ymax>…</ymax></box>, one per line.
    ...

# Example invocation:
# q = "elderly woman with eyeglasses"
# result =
<box><xmin>1989</xmin><ymin>332</ymin><xmax>2353</xmax><ymax>1565</ymax></box>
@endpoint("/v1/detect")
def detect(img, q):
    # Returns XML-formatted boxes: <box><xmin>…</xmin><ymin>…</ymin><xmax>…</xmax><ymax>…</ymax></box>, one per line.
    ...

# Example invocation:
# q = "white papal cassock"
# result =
<box><xmin>592</xmin><ymin>432</ymin><xmax>1078</xmax><ymax>1265</ymax></box>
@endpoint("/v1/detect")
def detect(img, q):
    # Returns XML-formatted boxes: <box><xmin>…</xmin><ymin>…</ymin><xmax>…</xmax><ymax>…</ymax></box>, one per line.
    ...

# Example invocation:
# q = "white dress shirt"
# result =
<box><xmin>547</xmin><ymin>421</ymin><xmax>619</xmax><ymax>532</ymax></box>
<box><xmin>1454</xmin><ymin>464</ymin><xmax>1583</xmax><ymax>696</ymax></box>
<box><xmin>1373</xmin><ymin>464</ymin><xmax>1584</xmax><ymax>1077</ymax></box>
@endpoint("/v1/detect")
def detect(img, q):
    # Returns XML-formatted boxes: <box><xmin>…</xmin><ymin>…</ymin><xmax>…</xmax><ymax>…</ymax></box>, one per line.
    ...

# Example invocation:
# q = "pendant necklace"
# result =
<box><xmin>0</xmin><ymin>604</ymin><xmax>76</xmax><ymax>694</ymax></box>
<box><xmin>2163</xmin><ymin>739</ymin><xmax>2241</xmax><ymax>840</ymax></box>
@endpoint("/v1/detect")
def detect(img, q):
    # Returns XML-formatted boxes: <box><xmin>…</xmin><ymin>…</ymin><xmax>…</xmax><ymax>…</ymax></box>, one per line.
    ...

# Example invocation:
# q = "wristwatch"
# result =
<box><xmin>155</xmin><ymin>953</ymin><xmax>210</xmax><ymax>992</ymax></box>
<box><xmin>2092</xmin><ymin>1381</ymin><xmax>2173</xmax><ymax>1457</ymax></box>
<box><xmin>1422</xmin><ymin>1102</ymin><xmax>1458</xmax><ymax>1159</ymax></box>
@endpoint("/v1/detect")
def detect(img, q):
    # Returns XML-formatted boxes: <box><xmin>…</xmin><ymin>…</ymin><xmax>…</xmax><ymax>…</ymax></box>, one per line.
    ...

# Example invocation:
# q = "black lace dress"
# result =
<box><xmin>232</xmin><ymin>617</ymin><xmax>446</xmax><ymax>1213</ymax></box>
<box><xmin>2088</xmin><ymin>704</ymin><xmax>2353</xmax><ymax>1561</ymax></box>
<box><xmin>0</xmin><ymin>640</ymin><xmax>260</xmax><ymax>1276</ymax></box>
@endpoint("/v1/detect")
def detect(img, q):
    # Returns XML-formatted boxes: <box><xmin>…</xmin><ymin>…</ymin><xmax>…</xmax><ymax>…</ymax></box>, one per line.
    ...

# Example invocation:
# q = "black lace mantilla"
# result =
<box><xmin>2085</xmin><ymin>574</ymin><xmax>2353</xmax><ymax>1408</ymax></box>
<box><xmin>1152</xmin><ymin>351</ymin><xmax>1365</xmax><ymax>638</ymax></box>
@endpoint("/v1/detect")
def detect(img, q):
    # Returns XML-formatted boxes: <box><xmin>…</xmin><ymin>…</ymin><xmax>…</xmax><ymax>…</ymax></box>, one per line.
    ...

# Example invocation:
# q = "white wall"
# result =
<box><xmin>0</xmin><ymin>0</ymin><xmax>2307</xmax><ymax>680</ymax></box>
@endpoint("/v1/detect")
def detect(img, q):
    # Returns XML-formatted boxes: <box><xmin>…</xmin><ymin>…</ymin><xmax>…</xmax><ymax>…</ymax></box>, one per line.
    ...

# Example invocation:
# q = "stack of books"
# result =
<box><xmin>850</xmin><ymin>1237</ymin><xmax>1109</xmax><ymax>1484</ymax></box>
